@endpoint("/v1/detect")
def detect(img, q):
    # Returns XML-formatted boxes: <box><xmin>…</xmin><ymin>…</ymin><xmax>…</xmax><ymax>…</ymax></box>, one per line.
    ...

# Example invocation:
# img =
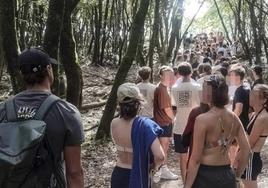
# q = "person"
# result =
<box><xmin>196</xmin><ymin>63</ymin><xmax>212</xmax><ymax>86</ymax></box>
<box><xmin>111</xmin><ymin>83</ymin><xmax>165</xmax><ymax>188</ymax></box>
<box><xmin>240</xmin><ymin>84</ymin><xmax>268</xmax><ymax>188</ymax></box>
<box><xmin>230</xmin><ymin>65</ymin><xmax>250</xmax><ymax>130</ymax></box>
<box><xmin>137</xmin><ymin>66</ymin><xmax>156</xmax><ymax>118</ymax></box>
<box><xmin>0</xmin><ymin>47</ymin><xmax>85</xmax><ymax>187</ymax></box>
<box><xmin>184</xmin><ymin>74</ymin><xmax>250</xmax><ymax>188</ymax></box>
<box><xmin>171</xmin><ymin>62</ymin><xmax>201</xmax><ymax>183</ymax></box>
<box><xmin>153</xmin><ymin>66</ymin><xmax>178</xmax><ymax>180</ymax></box>
<box><xmin>181</xmin><ymin>102</ymin><xmax>210</xmax><ymax>163</ymax></box>
<box><xmin>252</xmin><ymin>65</ymin><xmax>264</xmax><ymax>89</ymax></box>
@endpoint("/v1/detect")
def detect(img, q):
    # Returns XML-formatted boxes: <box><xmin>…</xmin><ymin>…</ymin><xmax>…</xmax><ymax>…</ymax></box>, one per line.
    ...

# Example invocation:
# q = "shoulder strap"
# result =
<box><xmin>34</xmin><ymin>95</ymin><xmax>60</xmax><ymax>120</ymax></box>
<box><xmin>5</xmin><ymin>98</ymin><xmax>17</xmax><ymax>121</ymax></box>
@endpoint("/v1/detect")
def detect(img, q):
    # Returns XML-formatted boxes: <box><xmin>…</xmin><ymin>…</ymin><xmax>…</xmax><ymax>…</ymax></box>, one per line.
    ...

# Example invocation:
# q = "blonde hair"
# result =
<box><xmin>253</xmin><ymin>84</ymin><xmax>268</xmax><ymax>110</ymax></box>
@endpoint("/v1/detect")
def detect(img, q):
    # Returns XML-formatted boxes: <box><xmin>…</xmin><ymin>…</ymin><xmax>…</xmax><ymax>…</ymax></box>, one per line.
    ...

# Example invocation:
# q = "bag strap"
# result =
<box><xmin>5</xmin><ymin>98</ymin><xmax>17</xmax><ymax>121</ymax></box>
<box><xmin>34</xmin><ymin>95</ymin><xmax>60</xmax><ymax>120</ymax></box>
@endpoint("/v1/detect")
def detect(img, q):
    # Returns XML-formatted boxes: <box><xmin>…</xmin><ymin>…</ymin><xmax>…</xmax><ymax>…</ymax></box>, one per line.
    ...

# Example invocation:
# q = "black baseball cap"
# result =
<box><xmin>19</xmin><ymin>47</ymin><xmax>58</xmax><ymax>73</ymax></box>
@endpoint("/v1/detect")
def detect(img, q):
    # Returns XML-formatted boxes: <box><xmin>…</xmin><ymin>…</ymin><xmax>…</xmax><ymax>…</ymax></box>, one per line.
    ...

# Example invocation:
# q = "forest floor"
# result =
<box><xmin>79</xmin><ymin>65</ymin><xmax>268</xmax><ymax>188</ymax></box>
<box><xmin>1</xmin><ymin>65</ymin><xmax>268</xmax><ymax>187</ymax></box>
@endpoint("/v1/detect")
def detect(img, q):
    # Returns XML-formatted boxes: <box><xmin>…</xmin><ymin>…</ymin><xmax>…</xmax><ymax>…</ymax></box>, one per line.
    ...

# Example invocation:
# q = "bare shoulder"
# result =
<box><xmin>225</xmin><ymin>109</ymin><xmax>240</xmax><ymax>123</ymax></box>
<box><xmin>195</xmin><ymin>113</ymin><xmax>210</xmax><ymax>125</ymax></box>
<box><xmin>256</xmin><ymin>112</ymin><xmax>268</xmax><ymax>126</ymax></box>
<box><xmin>111</xmin><ymin>117</ymin><xmax>120</xmax><ymax>128</ymax></box>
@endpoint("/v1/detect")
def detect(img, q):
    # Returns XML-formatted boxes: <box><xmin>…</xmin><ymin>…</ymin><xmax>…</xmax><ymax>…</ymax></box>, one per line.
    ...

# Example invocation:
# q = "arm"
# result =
<box><xmin>184</xmin><ymin>116</ymin><xmax>206</xmax><ymax>188</ymax></box>
<box><xmin>164</xmin><ymin>107</ymin><xmax>175</xmax><ymax>120</ymax></box>
<box><xmin>64</xmin><ymin>146</ymin><xmax>84</xmax><ymax>188</ymax></box>
<box><xmin>234</xmin><ymin>117</ymin><xmax>251</xmax><ymax>177</ymax></box>
<box><xmin>151</xmin><ymin>138</ymin><xmax>165</xmax><ymax>169</ymax></box>
<box><xmin>233</xmin><ymin>103</ymin><xmax>243</xmax><ymax>116</ymax></box>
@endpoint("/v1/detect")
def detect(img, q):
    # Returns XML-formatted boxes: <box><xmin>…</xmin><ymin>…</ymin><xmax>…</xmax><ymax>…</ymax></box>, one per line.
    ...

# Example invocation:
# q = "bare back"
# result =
<box><xmin>198</xmin><ymin>108</ymin><xmax>240</xmax><ymax>166</ymax></box>
<box><xmin>111</xmin><ymin>117</ymin><xmax>134</xmax><ymax>169</ymax></box>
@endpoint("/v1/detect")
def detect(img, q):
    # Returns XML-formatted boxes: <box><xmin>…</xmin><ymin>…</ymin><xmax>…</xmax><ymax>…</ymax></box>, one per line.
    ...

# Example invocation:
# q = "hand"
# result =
<box><xmin>232</xmin><ymin>158</ymin><xmax>239</xmax><ymax>169</ymax></box>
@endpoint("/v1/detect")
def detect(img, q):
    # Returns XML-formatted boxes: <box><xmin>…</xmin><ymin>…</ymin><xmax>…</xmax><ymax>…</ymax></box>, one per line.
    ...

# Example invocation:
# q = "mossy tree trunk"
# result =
<box><xmin>96</xmin><ymin>0</ymin><xmax>150</xmax><ymax>139</ymax></box>
<box><xmin>0</xmin><ymin>0</ymin><xmax>24</xmax><ymax>93</ymax></box>
<box><xmin>43</xmin><ymin>0</ymin><xmax>65</xmax><ymax>96</ymax></box>
<box><xmin>147</xmin><ymin>0</ymin><xmax>161</xmax><ymax>81</ymax></box>
<box><xmin>60</xmin><ymin>0</ymin><xmax>83</xmax><ymax>108</ymax></box>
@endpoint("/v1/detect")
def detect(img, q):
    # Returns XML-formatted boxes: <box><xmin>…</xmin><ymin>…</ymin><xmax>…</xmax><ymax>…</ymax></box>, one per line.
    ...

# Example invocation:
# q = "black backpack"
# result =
<box><xmin>0</xmin><ymin>94</ymin><xmax>59</xmax><ymax>188</ymax></box>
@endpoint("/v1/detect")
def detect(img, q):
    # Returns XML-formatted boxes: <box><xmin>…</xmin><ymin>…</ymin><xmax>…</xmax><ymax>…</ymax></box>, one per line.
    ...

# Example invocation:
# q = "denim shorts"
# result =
<box><xmin>158</xmin><ymin>123</ymin><xmax>173</xmax><ymax>137</ymax></box>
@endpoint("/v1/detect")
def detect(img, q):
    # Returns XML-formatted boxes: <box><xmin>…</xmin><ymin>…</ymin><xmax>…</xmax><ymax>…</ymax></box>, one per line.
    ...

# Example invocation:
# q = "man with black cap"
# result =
<box><xmin>0</xmin><ymin>47</ymin><xmax>85</xmax><ymax>187</ymax></box>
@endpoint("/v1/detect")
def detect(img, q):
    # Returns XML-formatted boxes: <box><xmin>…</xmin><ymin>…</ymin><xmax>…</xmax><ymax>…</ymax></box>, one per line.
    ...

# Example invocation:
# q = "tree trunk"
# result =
<box><xmin>0</xmin><ymin>0</ymin><xmax>24</xmax><ymax>93</ymax></box>
<box><xmin>60</xmin><ymin>0</ymin><xmax>82</xmax><ymax>108</ymax></box>
<box><xmin>18</xmin><ymin>0</ymin><xmax>29</xmax><ymax>50</ymax></box>
<box><xmin>96</xmin><ymin>0</ymin><xmax>150</xmax><ymax>139</ymax></box>
<box><xmin>0</xmin><ymin>28</ymin><xmax>4</xmax><ymax>83</ymax></box>
<box><xmin>92</xmin><ymin>0</ymin><xmax>102</xmax><ymax>65</ymax></box>
<box><xmin>136</xmin><ymin>27</ymin><xmax>146</xmax><ymax>66</ymax></box>
<box><xmin>43</xmin><ymin>0</ymin><xmax>65</xmax><ymax>96</ymax></box>
<box><xmin>213</xmin><ymin>0</ymin><xmax>232</xmax><ymax>44</ymax></box>
<box><xmin>100</xmin><ymin>0</ymin><xmax>110</xmax><ymax>65</ymax></box>
<box><xmin>147</xmin><ymin>0</ymin><xmax>161</xmax><ymax>81</ymax></box>
<box><xmin>166</xmin><ymin>0</ymin><xmax>184</xmax><ymax>64</ymax></box>
<box><xmin>248</xmin><ymin>0</ymin><xmax>262</xmax><ymax>64</ymax></box>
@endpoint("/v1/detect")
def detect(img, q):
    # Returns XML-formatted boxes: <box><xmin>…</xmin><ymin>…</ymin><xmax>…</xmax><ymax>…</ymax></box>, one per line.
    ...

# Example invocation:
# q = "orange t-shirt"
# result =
<box><xmin>153</xmin><ymin>83</ymin><xmax>172</xmax><ymax>126</ymax></box>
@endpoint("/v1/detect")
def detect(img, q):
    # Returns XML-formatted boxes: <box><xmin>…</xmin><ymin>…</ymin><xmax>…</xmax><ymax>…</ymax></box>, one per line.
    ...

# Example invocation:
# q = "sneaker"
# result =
<box><xmin>160</xmin><ymin>166</ymin><xmax>178</xmax><ymax>180</ymax></box>
<box><xmin>152</xmin><ymin>169</ymin><xmax>161</xmax><ymax>183</ymax></box>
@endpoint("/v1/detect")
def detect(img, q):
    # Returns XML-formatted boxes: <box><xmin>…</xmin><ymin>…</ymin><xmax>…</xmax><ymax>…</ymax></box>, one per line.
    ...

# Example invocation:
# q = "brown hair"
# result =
<box><xmin>158</xmin><ymin>65</ymin><xmax>173</xmax><ymax>76</ymax></box>
<box><xmin>20</xmin><ymin>65</ymin><xmax>49</xmax><ymax>86</ymax></box>
<box><xmin>230</xmin><ymin>66</ymin><xmax>245</xmax><ymax>80</ymax></box>
<box><xmin>138</xmin><ymin>66</ymin><xmax>151</xmax><ymax>80</ymax></box>
<box><xmin>119</xmin><ymin>98</ymin><xmax>140</xmax><ymax>120</ymax></box>
<box><xmin>177</xmin><ymin>62</ymin><xmax>192</xmax><ymax>77</ymax></box>
<box><xmin>206</xmin><ymin>74</ymin><xmax>229</xmax><ymax>108</ymax></box>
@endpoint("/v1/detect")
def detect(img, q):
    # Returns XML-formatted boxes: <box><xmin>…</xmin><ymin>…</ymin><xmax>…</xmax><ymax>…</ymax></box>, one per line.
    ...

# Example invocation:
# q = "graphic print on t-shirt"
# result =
<box><xmin>177</xmin><ymin>91</ymin><xmax>192</xmax><ymax>108</ymax></box>
<box><xmin>17</xmin><ymin>106</ymin><xmax>36</xmax><ymax>120</ymax></box>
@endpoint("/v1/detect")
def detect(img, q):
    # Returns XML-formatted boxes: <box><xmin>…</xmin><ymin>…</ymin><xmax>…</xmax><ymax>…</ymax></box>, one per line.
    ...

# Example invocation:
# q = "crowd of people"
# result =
<box><xmin>110</xmin><ymin>32</ymin><xmax>268</xmax><ymax>188</ymax></box>
<box><xmin>0</xmin><ymin>33</ymin><xmax>266</xmax><ymax>188</ymax></box>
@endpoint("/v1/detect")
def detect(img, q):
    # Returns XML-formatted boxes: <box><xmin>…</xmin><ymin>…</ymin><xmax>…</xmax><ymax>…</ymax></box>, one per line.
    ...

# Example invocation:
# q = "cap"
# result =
<box><xmin>117</xmin><ymin>83</ymin><xmax>144</xmax><ymax>103</ymax></box>
<box><xmin>19</xmin><ymin>47</ymin><xmax>58</xmax><ymax>73</ymax></box>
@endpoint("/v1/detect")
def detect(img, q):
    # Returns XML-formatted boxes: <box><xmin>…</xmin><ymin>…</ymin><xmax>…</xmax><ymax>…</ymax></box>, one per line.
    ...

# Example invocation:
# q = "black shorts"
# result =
<box><xmin>111</xmin><ymin>166</ymin><xmax>131</xmax><ymax>188</ymax></box>
<box><xmin>173</xmin><ymin>134</ymin><xmax>188</xmax><ymax>153</ymax></box>
<box><xmin>241</xmin><ymin>152</ymin><xmax>262</xmax><ymax>181</ymax></box>
<box><xmin>159</xmin><ymin>123</ymin><xmax>173</xmax><ymax>137</ymax></box>
<box><xmin>192</xmin><ymin>164</ymin><xmax>236</xmax><ymax>188</ymax></box>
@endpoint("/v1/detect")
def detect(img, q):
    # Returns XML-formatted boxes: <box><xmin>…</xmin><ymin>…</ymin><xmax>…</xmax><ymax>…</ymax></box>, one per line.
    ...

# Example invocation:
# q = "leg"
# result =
<box><xmin>242</xmin><ymin>180</ymin><xmax>257</xmax><ymax>188</ymax></box>
<box><xmin>159</xmin><ymin>137</ymin><xmax>170</xmax><ymax>165</ymax></box>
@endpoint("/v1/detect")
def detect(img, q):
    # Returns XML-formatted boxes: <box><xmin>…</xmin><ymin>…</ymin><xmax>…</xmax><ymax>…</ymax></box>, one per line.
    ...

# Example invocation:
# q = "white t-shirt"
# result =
<box><xmin>196</xmin><ymin>77</ymin><xmax>205</xmax><ymax>87</ymax></box>
<box><xmin>137</xmin><ymin>82</ymin><xmax>156</xmax><ymax>118</ymax></box>
<box><xmin>174</xmin><ymin>77</ymin><xmax>196</xmax><ymax>87</ymax></box>
<box><xmin>171</xmin><ymin>81</ymin><xmax>201</xmax><ymax>134</ymax></box>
